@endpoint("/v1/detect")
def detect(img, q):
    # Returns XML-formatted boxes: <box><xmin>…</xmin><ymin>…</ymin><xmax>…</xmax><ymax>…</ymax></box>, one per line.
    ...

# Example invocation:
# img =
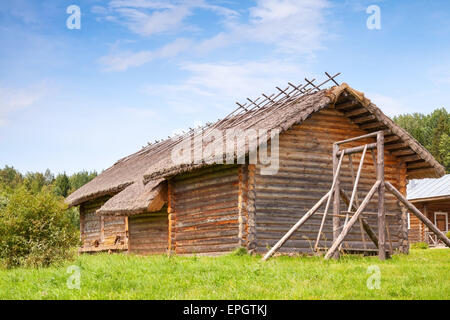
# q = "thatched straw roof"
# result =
<box><xmin>66</xmin><ymin>82</ymin><xmax>445</xmax><ymax>215</ymax></box>
<box><xmin>96</xmin><ymin>179</ymin><xmax>166</xmax><ymax>215</ymax></box>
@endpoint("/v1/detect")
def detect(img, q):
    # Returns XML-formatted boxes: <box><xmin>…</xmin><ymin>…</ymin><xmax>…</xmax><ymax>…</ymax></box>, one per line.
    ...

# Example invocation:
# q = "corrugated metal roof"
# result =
<box><xmin>407</xmin><ymin>174</ymin><xmax>450</xmax><ymax>200</ymax></box>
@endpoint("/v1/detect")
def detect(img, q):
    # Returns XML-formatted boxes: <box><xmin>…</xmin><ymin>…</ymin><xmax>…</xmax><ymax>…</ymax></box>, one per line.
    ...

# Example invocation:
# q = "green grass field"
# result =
<box><xmin>0</xmin><ymin>249</ymin><xmax>448</xmax><ymax>300</ymax></box>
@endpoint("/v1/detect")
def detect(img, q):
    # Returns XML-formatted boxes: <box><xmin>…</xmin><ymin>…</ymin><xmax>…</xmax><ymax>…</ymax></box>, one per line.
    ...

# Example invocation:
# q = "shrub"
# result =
<box><xmin>231</xmin><ymin>247</ymin><xmax>248</xmax><ymax>256</ymax></box>
<box><xmin>0</xmin><ymin>186</ymin><xmax>79</xmax><ymax>268</ymax></box>
<box><xmin>410</xmin><ymin>242</ymin><xmax>429</xmax><ymax>250</ymax></box>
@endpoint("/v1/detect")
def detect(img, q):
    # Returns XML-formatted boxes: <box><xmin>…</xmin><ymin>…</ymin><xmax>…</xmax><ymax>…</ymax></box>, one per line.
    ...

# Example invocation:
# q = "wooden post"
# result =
<box><xmin>238</xmin><ymin>165</ymin><xmax>245</xmax><ymax>247</ymax></box>
<box><xmin>385</xmin><ymin>181</ymin><xmax>450</xmax><ymax>247</ymax></box>
<box><xmin>167</xmin><ymin>179</ymin><xmax>175</xmax><ymax>256</ymax></box>
<box><xmin>315</xmin><ymin>149</ymin><xmax>344</xmax><ymax>251</ymax></box>
<box><xmin>100</xmin><ymin>215</ymin><xmax>105</xmax><ymax>243</ymax></box>
<box><xmin>423</xmin><ymin>204</ymin><xmax>428</xmax><ymax>242</ymax></box>
<box><xmin>247</xmin><ymin>164</ymin><xmax>257</xmax><ymax>253</ymax></box>
<box><xmin>332</xmin><ymin>144</ymin><xmax>341</xmax><ymax>258</ymax></box>
<box><xmin>124</xmin><ymin>216</ymin><xmax>129</xmax><ymax>247</ymax></box>
<box><xmin>377</xmin><ymin>132</ymin><xmax>386</xmax><ymax>260</ymax></box>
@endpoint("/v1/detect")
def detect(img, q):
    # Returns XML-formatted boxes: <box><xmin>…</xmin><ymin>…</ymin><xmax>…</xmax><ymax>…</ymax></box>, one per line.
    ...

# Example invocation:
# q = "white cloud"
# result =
<box><xmin>94</xmin><ymin>0</ymin><xmax>239</xmax><ymax>37</ymax></box>
<box><xmin>0</xmin><ymin>81</ymin><xmax>50</xmax><ymax>126</ymax></box>
<box><xmin>197</xmin><ymin>0</ymin><xmax>330</xmax><ymax>54</ymax></box>
<box><xmin>96</xmin><ymin>1</ymin><xmax>330</xmax><ymax>71</ymax></box>
<box><xmin>99</xmin><ymin>38</ymin><xmax>192</xmax><ymax>71</ymax></box>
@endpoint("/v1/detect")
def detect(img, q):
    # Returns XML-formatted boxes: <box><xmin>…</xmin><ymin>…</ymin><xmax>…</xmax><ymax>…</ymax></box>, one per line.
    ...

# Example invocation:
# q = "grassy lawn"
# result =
<box><xmin>0</xmin><ymin>249</ymin><xmax>448</xmax><ymax>300</ymax></box>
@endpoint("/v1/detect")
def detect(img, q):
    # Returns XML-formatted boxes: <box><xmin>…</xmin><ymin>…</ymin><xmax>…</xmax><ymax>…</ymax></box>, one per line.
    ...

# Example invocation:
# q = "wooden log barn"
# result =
<box><xmin>406</xmin><ymin>174</ymin><xmax>450</xmax><ymax>245</ymax></box>
<box><xmin>66</xmin><ymin>74</ymin><xmax>447</xmax><ymax>258</ymax></box>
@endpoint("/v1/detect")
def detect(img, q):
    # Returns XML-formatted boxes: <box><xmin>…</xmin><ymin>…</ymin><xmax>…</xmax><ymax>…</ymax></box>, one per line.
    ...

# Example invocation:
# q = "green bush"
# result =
<box><xmin>411</xmin><ymin>242</ymin><xmax>429</xmax><ymax>250</ymax></box>
<box><xmin>446</xmin><ymin>231</ymin><xmax>450</xmax><ymax>239</ymax></box>
<box><xmin>0</xmin><ymin>186</ymin><xmax>79</xmax><ymax>268</ymax></box>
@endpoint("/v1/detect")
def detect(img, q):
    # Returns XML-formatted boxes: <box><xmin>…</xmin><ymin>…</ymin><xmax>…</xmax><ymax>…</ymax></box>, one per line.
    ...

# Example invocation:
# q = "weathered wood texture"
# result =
<box><xmin>253</xmin><ymin>108</ymin><xmax>406</xmax><ymax>254</ymax></box>
<box><xmin>80</xmin><ymin>195</ymin><xmax>127</xmax><ymax>252</ymax></box>
<box><xmin>171</xmin><ymin>165</ymin><xmax>241</xmax><ymax>255</ymax></box>
<box><xmin>128</xmin><ymin>209</ymin><xmax>168</xmax><ymax>254</ymax></box>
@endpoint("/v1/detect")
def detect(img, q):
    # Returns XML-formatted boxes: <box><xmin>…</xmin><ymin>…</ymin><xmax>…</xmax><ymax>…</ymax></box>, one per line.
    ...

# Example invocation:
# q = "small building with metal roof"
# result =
<box><xmin>407</xmin><ymin>174</ymin><xmax>450</xmax><ymax>244</ymax></box>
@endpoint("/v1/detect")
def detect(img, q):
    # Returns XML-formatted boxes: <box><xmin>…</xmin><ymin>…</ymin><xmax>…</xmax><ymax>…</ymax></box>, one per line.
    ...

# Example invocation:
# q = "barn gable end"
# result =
<box><xmin>250</xmin><ymin>107</ymin><xmax>409</xmax><ymax>255</ymax></box>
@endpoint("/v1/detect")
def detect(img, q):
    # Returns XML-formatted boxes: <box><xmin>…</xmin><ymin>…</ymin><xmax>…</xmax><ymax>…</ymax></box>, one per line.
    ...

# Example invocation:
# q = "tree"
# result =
<box><xmin>68</xmin><ymin>170</ymin><xmax>97</xmax><ymax>194</ymax></box>
<box><xmin>439</xmin><ymin>133</ymin><xmax>450</xmax><ymax>170</ymax></box>
<box><xmin>54</xmin><ymin>173</ymin><xmax>70</xmax><ymax>197</ymax></box>
<box><xmin>394</xmin><ymin>108</ymin><xmax>450</xmax><ymax>173</ymax></box>
<box><xmin>0</xmin><ymin>166</ymin><xmax>23</xmax><ymax>189</ymax></box>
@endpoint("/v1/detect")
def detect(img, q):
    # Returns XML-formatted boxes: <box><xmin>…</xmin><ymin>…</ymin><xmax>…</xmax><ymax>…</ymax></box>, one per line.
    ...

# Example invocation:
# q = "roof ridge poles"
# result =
<box><xmin>314</xmin><ymin>150</ymin><xmax>346</xmax><ymax>252</ymax></box>
<box><xmin>385</xmin><ymin>181</ymin><xmax>450</xmax><ymax>248</ymax></box>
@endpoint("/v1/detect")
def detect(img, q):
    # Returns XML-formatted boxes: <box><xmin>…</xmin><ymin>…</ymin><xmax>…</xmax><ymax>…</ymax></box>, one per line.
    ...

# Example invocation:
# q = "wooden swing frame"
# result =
<box><xmin>263</xmin><ymin>131</ymin><xmax>450</xmax><ymax>261</ymax></box>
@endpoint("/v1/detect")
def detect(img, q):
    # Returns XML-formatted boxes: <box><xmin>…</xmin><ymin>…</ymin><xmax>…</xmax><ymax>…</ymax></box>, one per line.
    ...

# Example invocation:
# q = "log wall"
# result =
<box><xmin>170</xmin><ymin>165</ymin><xmax>241</xmax><ymax>255</ymax></box>
<box><xmin>128</xmin><ymin>209</ymin><xmax>168</xmax><ymax>254</ymax></box>
<box><xmin>253</xmin><ymin>108</ymin><xmax>406</xmax><ymax>254</ymax></box>
<box><xmin>79</xmin><ymin>195</ymin><xmax>127</xmax><ymax>252</ymax></box>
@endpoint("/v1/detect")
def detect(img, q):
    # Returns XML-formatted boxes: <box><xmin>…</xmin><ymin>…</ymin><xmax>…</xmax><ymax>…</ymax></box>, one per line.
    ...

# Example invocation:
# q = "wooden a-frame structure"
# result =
<box><xmin>263</xmin><ymin>130</ymin><xmax>450</xmax><ymax>261</ymax></box>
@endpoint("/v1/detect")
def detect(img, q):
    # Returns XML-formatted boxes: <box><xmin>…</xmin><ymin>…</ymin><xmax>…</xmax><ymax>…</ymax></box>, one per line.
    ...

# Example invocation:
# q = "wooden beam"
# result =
<box><xmin>400</xmin><ymin>154</ymin><xmax>421</xmax><ymax>162</ymax></box>
<box><xmin>384</xmin><ymin>135</ymin><xmax>400</xmax><ymax>143</ymax></box>
<box><xmin>377</xmin><ymin>132</ymin><xmax>387</xmax><ymax>260</ymax></box>
<box><xmin>339</xmin><ymin>188</ymin><xmax>379</xmax><ymax>248</ymax></box>
<box><xmin>360</xmin><ymin>122</ymin><xmax>386</xmax><ymax>130</ymax></box>
<box><xmin>314</xmin><ymin>150</ymin><xmax>345</xmax><ymax>251</ymax></box>
<box><xmin>337</xmin><ymin>143</ymin><xmax>376</xmax><ymax>156</ymax></box>
<box><xmin>353</xmin><ymin>115</ymin><xmax>376</xmax><ymax>124</ymax></box>
<box><xmin>262</xmin><ymin>190</ymin><xmax>332</xmax><ymax>261</ymax></box>
<box><xmin>332</xmin><ymin>144</ymin><xmax>341</xmax><ymax>259</ymax></box>
<box><xmin>385</xmin><ymin>181</ymin><xmax>450</xmax><ymax>247</ymax></box>
<box><xmin>325</xmin><ymin>181</ymin><xmax>381</xmax><ymax>259</ymax></box>
<box><xmin>335</xmin><ymin>100</ymin><xmax>360</xmax><ymax>110</ymax></box>
<box><xmin>344</xmin><ymin>108</ymin><xmax>369</xmax><ymax>117</ymax></box>
<box><xmin>392</xmin><ymin>149</ymin><xmax>415</xmax><ymax>157</ymax></box>
<box><xmin>335</xmin><ymin>131</ymin><xmax>381</xmax><ymax>145</ymax></box>
<box><xmin>385</xmin><ymin>142</ymin><xmax>409</xmax><ymax>150</ymax></box>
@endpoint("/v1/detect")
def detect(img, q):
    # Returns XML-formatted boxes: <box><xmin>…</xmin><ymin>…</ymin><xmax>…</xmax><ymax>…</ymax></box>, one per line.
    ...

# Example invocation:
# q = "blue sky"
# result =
<box><xmin>1</xmin><ymin>0</ymin><xmax>449</xmax><ymax>174</ymax></box>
